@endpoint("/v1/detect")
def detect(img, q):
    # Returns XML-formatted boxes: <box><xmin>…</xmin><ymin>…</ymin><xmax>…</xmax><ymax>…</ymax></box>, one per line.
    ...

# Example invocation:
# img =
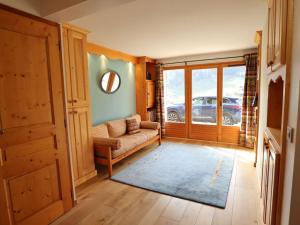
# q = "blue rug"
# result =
<box><xmin>111</xmin><ymin>144</ymin><xmax>234</xmax><ymax>208</ymax></box>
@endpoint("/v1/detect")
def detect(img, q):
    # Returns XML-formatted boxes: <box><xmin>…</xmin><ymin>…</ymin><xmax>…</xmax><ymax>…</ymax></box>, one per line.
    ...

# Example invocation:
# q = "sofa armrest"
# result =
<box><xmin>140</xmin><ymin>121</ymin><xmax>160</xmax><ymax>130</ymax></box>
<box><xmin>93</xmin><ymin>137</ymin><xmax>121</xmax><ymax>150</ymax></box>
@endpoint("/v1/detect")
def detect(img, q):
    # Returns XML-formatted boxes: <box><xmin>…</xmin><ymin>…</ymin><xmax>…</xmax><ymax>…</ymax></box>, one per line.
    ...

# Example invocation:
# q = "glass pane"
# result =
<box><xmin>164</xmin><ymin>69</ymin><xmax>185</xmax><ymax>123</ymax></box>
<box><xmin>222</xmin><ymin>66</ymin><xmax>246</xmax><ymax>126</ymax></box>
<box><xmin>192</xmin><ymin>68</ymin><xmax>217</xmax><ymax>125</ymax></box>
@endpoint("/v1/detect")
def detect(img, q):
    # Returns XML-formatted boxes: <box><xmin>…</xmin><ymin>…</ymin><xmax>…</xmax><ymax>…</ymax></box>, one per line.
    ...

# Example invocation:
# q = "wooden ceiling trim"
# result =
<box><xmin>87</xmin><ymin>42</ymin><xmax>138</xmax><ymax>64</ymax></box>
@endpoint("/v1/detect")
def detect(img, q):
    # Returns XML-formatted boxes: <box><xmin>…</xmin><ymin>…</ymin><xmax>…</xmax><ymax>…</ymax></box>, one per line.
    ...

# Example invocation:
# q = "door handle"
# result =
<box><xmin>0</xmin><ymin>129</ymin><xmax>4</xmax><ymax>135</ymax></box>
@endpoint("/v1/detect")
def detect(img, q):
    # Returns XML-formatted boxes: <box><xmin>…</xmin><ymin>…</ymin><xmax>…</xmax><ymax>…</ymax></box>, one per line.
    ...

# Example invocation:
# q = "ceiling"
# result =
<box><xmin>0</xmin><ymin>0</ymin><xmax>267</xmax><ymax>59</ymax></box>
<box><xmin>71</xmin><ymin>0</ymin><xmax>267</xmax><ymax>59</ymax></box>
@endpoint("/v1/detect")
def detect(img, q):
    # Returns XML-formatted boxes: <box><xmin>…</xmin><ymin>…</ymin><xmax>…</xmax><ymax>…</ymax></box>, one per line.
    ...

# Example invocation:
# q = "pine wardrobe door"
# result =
<box><xmin>72</xmin><ymin>107</ymin><xmax>96</xmax><ymax>186</ymax></box>
<box><xmin>0</xmin><ymin>7</ymin><xmax>73</xmax><ymax>225</ymax></box>
<box><xmin>67</xmin><ymin>29</ymin><xmax>90</xmax><ymax>108</ymax></box>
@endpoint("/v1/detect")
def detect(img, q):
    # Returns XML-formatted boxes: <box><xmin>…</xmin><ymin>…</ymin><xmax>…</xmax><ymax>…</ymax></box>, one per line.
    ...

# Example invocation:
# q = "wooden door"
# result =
<box><xmin>67</xmin><ymin>109</ymin><xmax>78</xmax><ymax>181</ymax></box>
<box><xmin>267</xmin><ymin>0</ymin><xmax>287</xmax><ymax>70</ymax></box>
<box><xmin>164</xmin><ymin>62</ymin><xmax>244</xmax><ymax>144</ymax></box>
<box><xmin>63</xmin><ymin>28</ymin><xmax>73</xmax><ymax>109</ymax></box>
<box><xmin>262</xmin><ymin>140</ymin><xmax>270</xmax><ymax>223</ymax></box>
<box><xmin>0</xmin><ymin>6</ymin><xmax>73</xmax><ymax>225</ymax></box>
<box><xmin>188</xmin><ymin>65</ymin><xmax>219</xmax><ymax>142</ymax></box>
<box><xmin>273</xmin><ymin>0</ymin><xmax>287</xmax><ymax>69</ymax></box>
<box><xmin>266</xmin><ymin>144</ymin><xmax>280</xmax><ymax>225</ymax></box>
<box><xmin>67</xmin><ymin>30</ymin><xmax>89</xmax><ymax>107</ymax></box>
<box><xmin>267</xmin><ymin>0</ymin><xmax>275</xmax><ymax>67</ymax></box>
<box><xmin>72</xmin><ymin>107</ymin><xmax>95</xmax><ymax>185</ymax></box>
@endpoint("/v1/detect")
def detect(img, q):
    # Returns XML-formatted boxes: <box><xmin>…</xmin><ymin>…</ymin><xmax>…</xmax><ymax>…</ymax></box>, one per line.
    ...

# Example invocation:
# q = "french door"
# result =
<box><xmin>164</xmin><ymin>62</ymin><xmax>246</xmax><ymax>145</ymax></box>
<box><xmin>188</xmin><ymin>66</ymin><xmax>219</xmax><ymax>141</ymax></box>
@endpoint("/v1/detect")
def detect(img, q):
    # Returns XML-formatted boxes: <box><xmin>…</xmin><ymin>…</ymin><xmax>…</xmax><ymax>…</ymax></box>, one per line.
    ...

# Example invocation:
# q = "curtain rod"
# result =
<box><xmin>158</xmin><ymin>55</ymin><xmax>246</xmax><ymax>66</ymax></box>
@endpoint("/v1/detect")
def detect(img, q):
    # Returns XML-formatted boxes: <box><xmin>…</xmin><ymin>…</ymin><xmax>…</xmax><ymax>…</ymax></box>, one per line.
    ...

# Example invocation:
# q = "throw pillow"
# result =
<box><xmin>126</xmin><ymin>118</ymin><xmax>140</xmax><ymax>135</ymax></box>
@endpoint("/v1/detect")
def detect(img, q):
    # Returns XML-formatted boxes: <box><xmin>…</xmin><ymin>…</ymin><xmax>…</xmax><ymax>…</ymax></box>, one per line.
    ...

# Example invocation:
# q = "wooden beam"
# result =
<box><xmin>87</xmin><ymin>42</ymin><xmax>138</xmax><ymax>64</ymax></box>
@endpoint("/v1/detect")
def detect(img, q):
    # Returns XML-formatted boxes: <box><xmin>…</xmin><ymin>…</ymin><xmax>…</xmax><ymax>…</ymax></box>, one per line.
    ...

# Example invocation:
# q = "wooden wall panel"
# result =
<box><xmin>67</xmin><ymin>30</ymin><xmax>89</xmax><ymax>108</ymax></box>
<box><xmin>165</xmin><ymin>123</ymin><xmax>187</xmax><ymax>138</ymax></box>
<box><xmin>189</xmin><ymin>124</ymin><xmax>218</xmax><ymax>142</ymax></box>
<box><xmin>87</xmin><ymin>42</ymin><xmax>137</xmax><ymax>64</ymax></box>
<box><xmin>220</xmin><ymin>126</ymin><xmax>240</xmax><ymax>145</ymax></box>
<box><xmin>0</xmin><ymin>29</ymin><xmax>52</xmax><ymax>129</ymax></box>
<box><xmin>73</xmin><ymin>107</ymin><xmax>95</xmax><ymax>177</ymax></box>
<box><xmin>4</xmin><ymin>137</ymin><xmax>56</xmax><ymax>161</ymax></box>
<box><xmin>8</xmin><ymin>164</ymin><xmax>60</xmax><ymax>222</ymax></box>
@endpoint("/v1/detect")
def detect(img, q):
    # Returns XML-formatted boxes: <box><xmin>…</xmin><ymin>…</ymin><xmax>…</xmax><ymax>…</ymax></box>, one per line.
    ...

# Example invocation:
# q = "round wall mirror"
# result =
<box><xmin>99</xmin><ymin>70</ymin><xmax>121</xmax><ymax>94</ymax></box>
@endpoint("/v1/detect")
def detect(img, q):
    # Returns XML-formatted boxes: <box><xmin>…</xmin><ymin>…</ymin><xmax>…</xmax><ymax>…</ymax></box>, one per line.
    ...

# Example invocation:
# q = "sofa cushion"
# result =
<box><xmin>126</xmin><ymin>118</ymin><xmax>139</xmax><ymax>134</ymax></box>
<box><xmin>139</xmin><ymin>129</ymin><xmax>159</xmax><ymax>140</ymax></box>
<box><xmin>140</xmin><ymin>121</ymin><xmax>160</xmax><ymax>130</ymax></box>
<box><xmin>111</xmin><ymin>129</ymin><xmax>159</xmax><ymax>158</ymax></box>
<box><xmin>112</xmin><ymin>133</ymin><xmax>146</xmax><ymax>158</ymax></box>
<box><xmin>92</xmin><ymin>124</ymin><xmax>109</xmax><ymax>138</ymax></box>
<box><xmin>127</xmin><ymin>114</ymin><xmax>141</xmax><ymax>128</ymax></box>
<box><xmin>128</xmin><ymin>129</ymin><xmax>141</xmax><ymax>135</ymax></box>
<box><xmin>107</xmin><ymin>119</ymin><xmax>127</xmax><ymax>138</ymax></box>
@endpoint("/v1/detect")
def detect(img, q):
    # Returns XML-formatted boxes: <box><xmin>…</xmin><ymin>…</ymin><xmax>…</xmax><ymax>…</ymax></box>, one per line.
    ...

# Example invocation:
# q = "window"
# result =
<box><xmin>163</xmin><ymin>69</ymin><xmax>185</xmax><ymax>123</ymax></box>
<box><xmin>222</xmin><ymin>66</ymin><xmax>246</xmax><ymax>126</ymax></box>
<box><xmin>191</xmin><ymin>68</ymin><xmax>218</xmax><ymax>125</ymax></box>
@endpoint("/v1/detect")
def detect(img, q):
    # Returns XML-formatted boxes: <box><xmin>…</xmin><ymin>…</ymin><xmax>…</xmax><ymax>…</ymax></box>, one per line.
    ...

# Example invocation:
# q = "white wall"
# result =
<box><xmin>257</xmin><ymin>1</ymin><xmax>300</xmax><ymax>224</ymax></box>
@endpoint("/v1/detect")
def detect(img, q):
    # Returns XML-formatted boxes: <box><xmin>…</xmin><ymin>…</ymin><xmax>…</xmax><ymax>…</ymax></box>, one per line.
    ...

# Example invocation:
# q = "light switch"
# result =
<box><xmin>287</xmin><ymin>126</ymin><xmax>294</xmax><ymax>143</ymax></box>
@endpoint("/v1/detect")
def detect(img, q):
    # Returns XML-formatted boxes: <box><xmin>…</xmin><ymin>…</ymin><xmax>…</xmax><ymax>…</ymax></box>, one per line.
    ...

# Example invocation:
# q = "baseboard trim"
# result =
<box><xmin>163</xmin><ymin>136</ymin><xmax>252</xmax><ymax>150</ymax></box>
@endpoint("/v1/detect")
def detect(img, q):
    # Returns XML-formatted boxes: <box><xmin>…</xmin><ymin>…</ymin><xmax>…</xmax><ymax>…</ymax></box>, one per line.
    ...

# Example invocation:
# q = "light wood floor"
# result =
<box><xmin>52</xmin><ymin>139</ymin><xmax>263</xmax><ymax>225</ymax></box>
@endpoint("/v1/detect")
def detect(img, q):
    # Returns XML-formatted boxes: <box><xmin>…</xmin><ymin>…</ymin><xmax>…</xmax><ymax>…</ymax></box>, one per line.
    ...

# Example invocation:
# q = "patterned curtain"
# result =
<box><xmin>155</xmin><ymin>64</ymin><xmax>166</xmax><ymax>136</ymax></box>
<box><xmin>240</xmin><ymin>53</ymin><xmax>258</xmax><ymax>148</ymax></box>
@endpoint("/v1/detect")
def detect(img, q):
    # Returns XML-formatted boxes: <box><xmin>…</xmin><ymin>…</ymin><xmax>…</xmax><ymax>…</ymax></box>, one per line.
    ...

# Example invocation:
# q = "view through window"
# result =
<box><xmin>163</xmin><ymin>69</ymin><xmax>185</xmax><ymax>123</ymax></box>
<box><xmin>222</xmin><ymin>66</ymin><xmax>246</xmax><ymax>126</ymax></box>
<box><xmin>163</xmin><ymin>65</ymin><xmax>246</xmax><ymax>126</ymax></box>
<box><xmin>192</xmin><ymin>68</ymin><xmax>218</xmax><ymax>125</ymax></box>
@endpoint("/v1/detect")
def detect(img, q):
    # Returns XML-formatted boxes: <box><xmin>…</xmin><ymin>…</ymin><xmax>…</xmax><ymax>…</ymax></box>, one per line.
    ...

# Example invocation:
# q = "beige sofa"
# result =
<box><xmin>92</xmin><ymin>114</ymin><xmax>161</xmax><ymax>177</ymax></box>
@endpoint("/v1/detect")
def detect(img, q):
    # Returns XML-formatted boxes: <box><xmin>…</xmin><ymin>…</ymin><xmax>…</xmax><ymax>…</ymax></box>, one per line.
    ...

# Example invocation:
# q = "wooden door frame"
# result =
<box><xmin>163</xmin><ymin>60</ymin><xmax>245</xmax><ymax>144</ymax></box>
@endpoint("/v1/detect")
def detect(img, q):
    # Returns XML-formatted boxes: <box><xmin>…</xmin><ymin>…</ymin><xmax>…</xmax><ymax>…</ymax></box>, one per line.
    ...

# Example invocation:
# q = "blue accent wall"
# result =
<box><xmin>88</xmin><ymin>53</ymin><xmax>136</xmax><ymax>125</ymax></box>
